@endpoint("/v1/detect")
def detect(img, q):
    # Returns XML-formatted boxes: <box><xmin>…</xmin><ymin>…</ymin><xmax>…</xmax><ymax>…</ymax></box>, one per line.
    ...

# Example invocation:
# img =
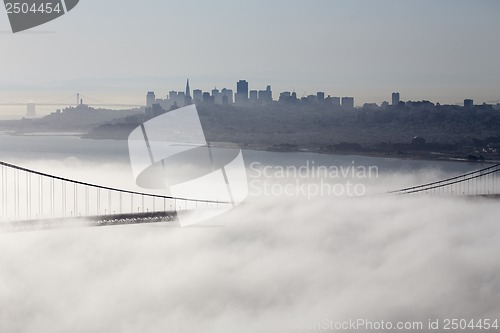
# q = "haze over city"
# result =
<box><xmin>1</xmin><ymin>0</ymin><xmax>500</xmax><ymax>108</ymax></box>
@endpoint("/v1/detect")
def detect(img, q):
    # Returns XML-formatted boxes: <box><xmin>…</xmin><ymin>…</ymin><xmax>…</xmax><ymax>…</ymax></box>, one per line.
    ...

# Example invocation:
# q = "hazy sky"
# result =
<box><xmin>1</xmin><ymin>0</ymin><xmax>500</xmax><ymax>106</ymax></box>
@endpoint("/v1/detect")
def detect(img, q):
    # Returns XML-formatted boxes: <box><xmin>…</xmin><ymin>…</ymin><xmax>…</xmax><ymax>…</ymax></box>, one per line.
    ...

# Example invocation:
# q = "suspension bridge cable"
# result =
<box><xmin>389</xmin><ymin>163</ymin><xmax>500</xmax><ymax>194</ymax></box>
<box><xmin>0</xmin><ymin>160</ymin><xmax>226</xmax><ymax>204</ymax></box>
<box><xmin>394</xmin><ymin>167</ymin><xmax>500</xmax><ymax>195</ymax></box>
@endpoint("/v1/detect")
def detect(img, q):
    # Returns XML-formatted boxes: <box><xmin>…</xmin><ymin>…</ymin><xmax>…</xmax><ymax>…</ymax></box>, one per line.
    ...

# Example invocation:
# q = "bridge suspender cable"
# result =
<box><xmin>389</xmin><ymin>163</ymin><xmax>500</xmax><ymax>195</ymax></box>
<box><xmin>0</xmin><ymin>160</ymin><xmax>225</xmax><ymax>204</ymax></box>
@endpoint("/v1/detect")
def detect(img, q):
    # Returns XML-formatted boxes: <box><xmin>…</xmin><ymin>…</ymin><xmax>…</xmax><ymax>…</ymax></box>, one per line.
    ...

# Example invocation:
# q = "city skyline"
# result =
<box><xmin>2</xmin><ymin>76</ymin><xmax>496</xmax><ymax>120</ymax></box>
<box><xmin>146</xmin><ymin>78</ymin><xmax>494</xmax><ymax>111</ymax></box>
<box><xmin>1</xmin><ymin>0</ymin><xmax>500</xmax><ymax>110</ymax></box>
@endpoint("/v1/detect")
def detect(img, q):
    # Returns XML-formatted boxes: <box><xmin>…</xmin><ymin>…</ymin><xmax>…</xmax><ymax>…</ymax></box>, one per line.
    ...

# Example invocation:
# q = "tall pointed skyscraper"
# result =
<box><xmin>184</xmin><ymin>79</ymin><xmax>192</xmax><ymax>105</ymax></box>
<box><xmin>186</xmin><ymin>79</ymin><xmax>191</xmax><ymax>97</ymax></box>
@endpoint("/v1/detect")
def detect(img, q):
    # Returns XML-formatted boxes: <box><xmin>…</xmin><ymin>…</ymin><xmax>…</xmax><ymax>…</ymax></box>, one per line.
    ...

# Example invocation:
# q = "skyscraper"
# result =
<box><xmin>185</xmin><ymin>79</ymin><xmax>191</xmax><ymax>97</ymax></box>
<box><xmin>212</xmin><ymin>88</ymin><xmax>221</xmax><ymax>104</ymax></box>
<box><xmin>221</xmin><ymin>88</ymin><xmax>233</xmax><ymax>105</ymax></box>
<box><xmin>184</xmin><ymin>79</ymin><xmax>192</xmax><ymax>105</ymax></box>
<box><xmin>237</xmin><ymin>80</ymin><xmax>248</xmax><ymax>96</ymax></box>
<box><xmin>258</xmin><ymin>85</ymin><xmax>273</xmax><ymax>104</ymax></box>
<box><xmin>235</xmin><ymin>80</ymin><xmax>249</xmax><ymax>106</ymax></box>
<box><xmin>146</xmin><ymin>91</ymin><xmax>156</xmax><ymax>107</ymax></box>
<box><xmin>331</xmin><ymin>97</ymin><xmax>341</xmax><ymax>108</ymax></box>
<box><xmin>464</xmin><ymin>99</ymin><xmax>473</xmax><ymax>109</ymax></box>
<box><xmin>193</xmin><ymin>89</ymin><xmax>203</xmax><ymax>104</ymax></box>
<box><xmin>203</xmin><ymin>92</ymin><xmax>214</xmax><ymax>104</ymax></box>
<box><xmin>341</xmin><ymin>97</ymin><xmax>354</xmax><ymax>109</ymax></box>
<box><xmin>392</xmin><ymin>92</ymin><xmax>400</xmax><ymax>106</ymax></box>
<box><xmin>249</xmin><ymin>90</ymin><xmax>258</xmax><ymax>103</ymax></box>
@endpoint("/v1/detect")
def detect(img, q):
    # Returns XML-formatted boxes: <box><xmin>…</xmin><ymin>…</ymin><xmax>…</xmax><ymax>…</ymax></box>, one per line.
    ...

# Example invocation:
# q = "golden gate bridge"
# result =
<box><xmin>389</xmin><ymin>163</ymin><xmax>500</xmax><ymax>196</ymax></box>
<box><xmin>0</xmin><ymin>161</ymin><xmax>228</xmax><ymax>232</ymax></box>
<box><xmin>0</xmin><ymin>160</ymin><xmax>499</xmax><ymax>232</ymax></box>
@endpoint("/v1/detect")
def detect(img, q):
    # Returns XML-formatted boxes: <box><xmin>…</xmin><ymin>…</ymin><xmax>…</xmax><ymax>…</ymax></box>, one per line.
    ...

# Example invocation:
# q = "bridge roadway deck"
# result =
<box><xmin>0</xmin><ymin>211</ymin><xmax>178</xmax><ymax>232</ymax></box>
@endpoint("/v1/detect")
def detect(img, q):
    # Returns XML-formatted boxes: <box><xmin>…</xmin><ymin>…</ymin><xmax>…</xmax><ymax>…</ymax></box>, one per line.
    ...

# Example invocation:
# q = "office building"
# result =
<box><xmin>392</xmin><ymin>92</ymin><xmax>400</xmax><ymax>106</ymax></box>
<box><xmin>203</xmin><ymin>92</ymin><xmax>214</xmax><ymax>104</ymax></box>
<box><xmin>146</xmin><ymin>91</ymin><xmax>156</xmax><ymax>107</ymax></box>
<box><xmin>235</xmin><ymin>80</ymin><xmax>249</xmax><ymax>106</ymax></box>
<box><xmin>168</xmin><ymin>91</ymin><xmax>186</xmax><ymax>107</ymax></box>
<box><xmin>317</xmin><ymin>92</ymin><xmax>325</xmax><ymax>102</ymax></box>
<box><xmin>464</xmin><ymin>99</ymin><xmax>474</xmax><ymax>109</ymax></box>
<box><xmin>221</xmin><ymin>88</ymin><xmax>233</xmax><ymax>105</ymax></box>
<box><xmin>279</xmin><ymin>91</ymin><xmax>291</xmax><ymax>103</ymax></box>
<box><xmin>258</xmin><ymin>85</ymin><xmax>273</xmax><ymax>104</ymax></box>
<box><xmin>193</xmin><ymin>89</ymin><xmax>203</xmax><ymax>104</ymax></box>
<box><xmin>249</xmin><ymin>90</ymin><xmax>258</xmax><ymax>103</ymax></box>
<box><xmin>341</xmin><ymin>97</ymin><xmax>354</xmax><ymax>109</ymax></box>
<box><xmin>212</xmin><ymin>88</ymin><xmax>221</xmax><ymax>104</ymax></box>
<box><xmin>333</xmin><ymin>97</ymin><xmax>341</xmax><ymax>107</ymax></box>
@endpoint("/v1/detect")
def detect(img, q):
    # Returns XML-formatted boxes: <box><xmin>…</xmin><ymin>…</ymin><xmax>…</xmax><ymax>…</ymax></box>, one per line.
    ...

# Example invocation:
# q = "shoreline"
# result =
<box><xmin>243</xmin><ymin>145</ymin><xmax>500</xmax><ymax>165</ymax></box>
<box><xmin>3</xmin><ymin>131</ymin><xmax>498</xmax><ymax>166</ymax></box>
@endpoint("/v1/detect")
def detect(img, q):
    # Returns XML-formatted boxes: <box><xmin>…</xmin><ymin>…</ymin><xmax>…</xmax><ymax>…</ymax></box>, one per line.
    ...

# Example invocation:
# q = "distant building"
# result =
<box><xmin>185</xmin><ymin>79</ymin><xmax>192</xmax><ymax>105</ymax></box>
<box><xmin>168</xmin><ymin>90</ymin><xmax>177</xmax><ymax>101</ymax></box>
<box><xmin>317</xmin><ymin>92</ymin><xmax>325</xmax><ymax>102</ymax></box>
<box><xmin>151</xmin><ymin>98</ymin><xmax>174</xmax><ymax>110</ymax></box>
<box><xmin>203</xmin><ymin>92</ymin><xmax>214</xmax><ymax>104</ymax></box>
<box><xmin>221</xmin><ymin>88</ymin><xmax>233</xmax><ymax>105</ymax></box>
<box><xmin>146</xmin><ymin>91</ymin><xmax>156</xmax><ymax>107</ymax></box>
<box><xmin>168</xmin><ymin>91</ymin><xmax>186</xmax><ymax>107</ymax></box>
<box><xmin>279</xmin><ymin>91</ymin><xmax>298</xmax><ymax>104</ymax></box>
<box><xmin>324</xmin><ymin>95</ymin><xmax>336</xmax><ymax>106</ymax></box>
<box><xmin>331</xmin><ymin>96</ymin><xmax>341</xmax><ymax>107</ymax></box>
<box><xmin>258</xmin><ymin>85</ymin><xmax>273</xmax><ymax>104</ymax></box>
<box><xmin>237</xmin><ymin>80</ymin><xmax>248</xmax><ymax>96</ymax></box>
<box><xmin>185</xmin><ymin>79</ymin><xmax>191</xmax><ymax>97</ymax></box>
<box><xmin>212</xmin><ymin>88</ymin><xmax>221</xmax><ymax>104</ymax></box>
<box><xmin>177</xmin><ymin>92</ymin><xmax>185</xmax><ymax>105</ymax></box>
<box><xmin>193</xmin><ymin>89</ymin><xmax>203</xmax><ymax>104</ymax></box>
<box><xmin>464</xmin><ymin>99</ymin><xmax>474</xmax><ymax>109</ymax></box>
<box><xmin>341</xmin><ymin>97</ymin><xmax>354</xmax><ymax>109</ymax></box>
<box><xmin>249</xmin><ymin>90</ymin><xmax>258</xmax><ymax>103</ymax></box>
<box><xmin>235</xmin><ymin>80</ymin><xmax>249</xmax><ymax>106</ymax></box>
<box><xmin>306</xmin><ymin>95</ymin><xmax>317</xmax><ymax>103</ymax></box>
<box><xmin>363</xmin><ymin>103</ymin><xmax>378</xmax><ymax>110</ymax></box>
<box><xmin>392</xmin><ymin>92</ymin><xmax>400</xmax><ymax>106</ymax></box>
<box><xmin>279</xmin><ymin>91</ymin><xmax>291</xmax><ymax>103</ymax></box>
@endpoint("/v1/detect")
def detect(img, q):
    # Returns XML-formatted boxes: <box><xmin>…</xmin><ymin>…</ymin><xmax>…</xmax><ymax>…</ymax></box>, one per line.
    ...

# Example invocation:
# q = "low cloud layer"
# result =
<box><xmin>1</xmin><ymin>160</ymin><xmax>499</xmax><ymax>333</ymax></box>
